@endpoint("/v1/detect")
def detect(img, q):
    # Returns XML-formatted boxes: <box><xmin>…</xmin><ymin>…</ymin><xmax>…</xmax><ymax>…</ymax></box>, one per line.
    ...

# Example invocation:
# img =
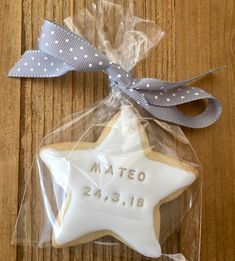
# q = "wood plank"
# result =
<box><xmin>175</xmin><ymin>1</ymin><xmax>235</xmax><ymax>260</ymax></box>
<box><xmin>0</xmin><ymin>0</ymin><xmax>22</xmax><ymax>261</ymax></box>
<box><xmin>0</xmin><ymin>0</ymin><xmax>234</xmax><ymax>260</ymax></box>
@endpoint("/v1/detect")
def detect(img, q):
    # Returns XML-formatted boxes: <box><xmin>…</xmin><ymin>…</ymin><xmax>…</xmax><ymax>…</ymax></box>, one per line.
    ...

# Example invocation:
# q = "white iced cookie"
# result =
<box><xmin>39</xmin><ymin>106</ymin><xmax>197</xmax><ymax>258</ymax></box>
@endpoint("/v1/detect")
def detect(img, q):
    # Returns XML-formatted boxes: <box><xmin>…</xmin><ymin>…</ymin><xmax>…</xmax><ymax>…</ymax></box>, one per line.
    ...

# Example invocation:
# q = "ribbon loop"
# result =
<box><xmin>141</xmin><ymin>87</ymin><xmax>213</xmax><ymax>107</ymax></box>
<box><xmin>8</xmin><ymin>20</ymin><xmax>222</xmax><ymax>128</ymax></box>
<box><xmin>148</xmin><ymin>99</ymin><xmax>221</xmax><ymax>128</ymax></box>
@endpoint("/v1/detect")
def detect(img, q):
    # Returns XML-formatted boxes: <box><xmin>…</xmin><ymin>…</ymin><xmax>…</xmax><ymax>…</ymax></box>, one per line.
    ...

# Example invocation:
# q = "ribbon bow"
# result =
<box><xmin>9</xmin><ymin>20</ymin><xmax>222</xmax><ymax>128</ymax></box>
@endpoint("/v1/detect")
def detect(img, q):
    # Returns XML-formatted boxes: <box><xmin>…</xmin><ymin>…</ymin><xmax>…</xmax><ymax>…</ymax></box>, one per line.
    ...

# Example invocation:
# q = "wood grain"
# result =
<box><xmin>0</xmin><ymin>0</ymin><xmax>234</xmax><ymax>260</ymax></box>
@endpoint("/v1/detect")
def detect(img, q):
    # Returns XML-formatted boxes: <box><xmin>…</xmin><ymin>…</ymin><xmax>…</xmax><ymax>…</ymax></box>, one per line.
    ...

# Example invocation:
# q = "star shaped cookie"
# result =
<box><xmin>39</xmin><ymin>106</ymin><xmax>197</xmax><ymax>258</ymax></box>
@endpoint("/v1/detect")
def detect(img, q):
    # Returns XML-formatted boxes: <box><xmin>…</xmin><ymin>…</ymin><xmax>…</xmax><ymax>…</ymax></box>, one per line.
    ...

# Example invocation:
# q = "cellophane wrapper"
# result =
<box><xmin>13</xmin><ymin>1</ymin><xmax>202</xmax><ymax>260</ymax></box>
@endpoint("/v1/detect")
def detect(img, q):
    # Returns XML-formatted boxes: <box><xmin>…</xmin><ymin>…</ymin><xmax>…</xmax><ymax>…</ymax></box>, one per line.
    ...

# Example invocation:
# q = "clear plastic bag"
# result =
<box><xmin>64</xmin><ymin>0</ymin><xmax>164</xmax><ymax>72</ymax></box>
<box><xmin>12</xmin><ymin>1</ymin><xmax>202</xmax><ymax>260</ymax></box>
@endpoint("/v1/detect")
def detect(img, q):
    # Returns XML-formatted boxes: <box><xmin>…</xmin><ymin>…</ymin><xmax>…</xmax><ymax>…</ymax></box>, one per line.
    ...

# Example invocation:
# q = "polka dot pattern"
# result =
<box><xmin>140</xmin><ymin>85</ymin><xmax>212</xmax><ymax>107</ymax></box>
<box><xmin>8</xmin><ymin>50</ymin><xmax>72</xmax><ymax>77</ymax></box>
<box><xmin>8</xmin><ymin>20</ymin><xmax>222</xmax><ymax>128</ymax></box>
<box><xmin>9</xmin><ymin>20</ymin><xmax>111</xmax><ymax>77</ymax></box>
<box><xmin>106</xmin><ymin>64</ymin><xmax>133</xmax><ymax>89</ymax></box>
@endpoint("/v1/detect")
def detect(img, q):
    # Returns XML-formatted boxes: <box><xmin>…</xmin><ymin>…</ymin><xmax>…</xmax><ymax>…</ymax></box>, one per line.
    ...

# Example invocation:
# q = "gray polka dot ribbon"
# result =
<box><xmin>8</xmin><ymin>20</ymin><xmax>222</xmax><ymax>128</ymax></box>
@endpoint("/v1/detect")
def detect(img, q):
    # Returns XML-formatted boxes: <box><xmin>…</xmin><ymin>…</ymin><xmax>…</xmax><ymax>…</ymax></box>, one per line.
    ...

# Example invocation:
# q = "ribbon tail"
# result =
<box><xmin>8</xmin><ymin>50</ymin><xmax>75</xmax><ymax>78</ymax></box>
<box><xmin>133</xmin><ymin>66</ymin><xmax>226</xmax><ymax>91</ymax></box>
<box><xmin>174</xmin><ymin>66</ymin><xmax>226</xmax><ymax>87</ymax></box>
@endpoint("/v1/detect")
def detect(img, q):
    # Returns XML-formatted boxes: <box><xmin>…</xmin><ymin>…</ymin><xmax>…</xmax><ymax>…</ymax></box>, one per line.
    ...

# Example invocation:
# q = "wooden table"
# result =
<box><xmin>0</xmin><ymin>0</ymin><xmax>234</xmax><ymax>260</ymax></box>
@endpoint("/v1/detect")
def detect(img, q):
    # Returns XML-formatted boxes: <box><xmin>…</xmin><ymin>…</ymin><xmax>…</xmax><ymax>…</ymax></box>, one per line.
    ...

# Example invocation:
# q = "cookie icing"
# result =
<box><xmin>39</xmin><ymin>106</ymin><xmax>196</xmax><ymax>258</ymax></box>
